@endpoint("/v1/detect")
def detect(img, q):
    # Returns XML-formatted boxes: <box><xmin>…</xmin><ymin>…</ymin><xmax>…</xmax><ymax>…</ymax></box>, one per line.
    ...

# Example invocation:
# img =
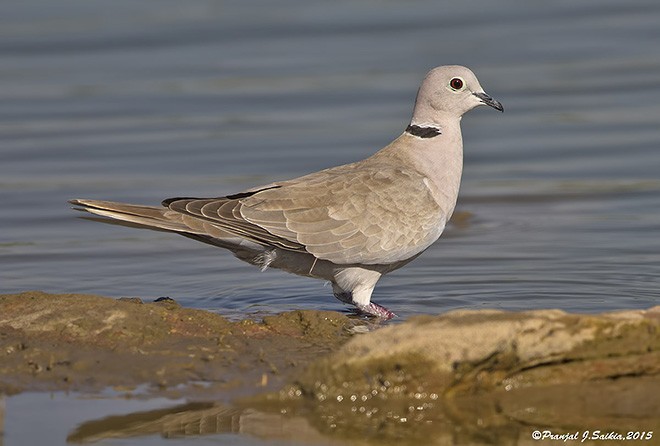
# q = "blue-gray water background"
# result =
<box><xmin>2</xmin><ymin>0</ymin><xmax>659</xmax><ymax>319</ymax></box>
<box><xmin>1</xmin><ymin>1</ymin><xmax>660</xmax><ymax>443</ymax></box>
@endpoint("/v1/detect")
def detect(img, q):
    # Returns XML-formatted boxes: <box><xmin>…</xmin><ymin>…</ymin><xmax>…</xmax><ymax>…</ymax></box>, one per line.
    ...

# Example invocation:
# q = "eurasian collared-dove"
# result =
<box><xmin>70</xmin><ymin>65</ymin><xmax>503</xmax><ymax>319</ymax></box>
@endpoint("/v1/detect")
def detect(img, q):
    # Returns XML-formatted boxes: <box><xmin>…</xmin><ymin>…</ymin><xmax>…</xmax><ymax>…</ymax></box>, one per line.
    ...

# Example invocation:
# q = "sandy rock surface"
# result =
<box><xmin>0</xmin><ymin>291</ymin><xmax>355</xmax><ymax>397</ymax></box>
<box><xmin>2</xmin><ymin>291</ymin><xmax>658</xmax><ymax>445</ymax></box>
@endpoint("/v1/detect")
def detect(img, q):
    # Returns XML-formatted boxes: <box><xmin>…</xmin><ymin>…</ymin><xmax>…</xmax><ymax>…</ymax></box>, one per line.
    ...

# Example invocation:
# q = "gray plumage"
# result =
<box><xmin>70</xmin><ymin>65</ymin><xmax>502</xmax><ymax>319</ymax></box>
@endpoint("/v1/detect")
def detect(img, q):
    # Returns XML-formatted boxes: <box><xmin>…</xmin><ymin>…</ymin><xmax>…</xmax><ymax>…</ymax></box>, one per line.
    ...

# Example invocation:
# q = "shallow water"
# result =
<box><xmin>1</xmin><ymin>0</ymin><xmax>660</xmax><ymax>444</ymax></box>
<box><xmin>2</xmin><ymin>391</ymin><xmax>286</xmax><ymax>446</ymax></box>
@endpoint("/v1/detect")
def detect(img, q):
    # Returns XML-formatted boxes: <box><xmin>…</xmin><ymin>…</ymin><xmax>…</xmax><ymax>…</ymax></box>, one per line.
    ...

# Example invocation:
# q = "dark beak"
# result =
<box><xmin>473</xmin><ymin>92</ymin><xmax>504</xmax><ymax>112</ymax></box>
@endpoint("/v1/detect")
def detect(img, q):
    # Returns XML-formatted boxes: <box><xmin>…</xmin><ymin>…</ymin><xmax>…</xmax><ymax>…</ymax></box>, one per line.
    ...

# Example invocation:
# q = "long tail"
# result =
<box><xmin>69</xmin><ymin>198</ymin><xmax>267</xmax><ymax>262</ymax></box>
<box><xmin>69</xmin><ymin>199</ymin><xmax>189</xmax><ymax>233</ymax></box>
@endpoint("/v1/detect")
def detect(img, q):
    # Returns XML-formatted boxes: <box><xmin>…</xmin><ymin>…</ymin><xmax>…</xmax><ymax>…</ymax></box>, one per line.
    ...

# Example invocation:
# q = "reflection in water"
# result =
<box><xmin>66</xmin><ymin>401</ymin><xmax>338</xmax><ymax>445</ymax></box>
<box><xmin>66</xmin><ymin>376</ymin><xmax>660</xmax><ymax>446</ymax></box>
<box><xmin>66</xmin><ymin>402</ymin><xmax>218</xmax><ymax>443</ymax></box>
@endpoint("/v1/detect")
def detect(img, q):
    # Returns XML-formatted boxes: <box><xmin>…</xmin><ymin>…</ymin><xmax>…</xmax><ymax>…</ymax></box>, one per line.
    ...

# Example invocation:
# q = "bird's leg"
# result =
<box><xmin>332</xmin><ymin>282</ymin><xmax>396</xmax><ymax>320</ymax></box>
<box><xmin>352</xmin><ymin>287</ymin><xmax>397</xmax><ymax>320</ymax></box>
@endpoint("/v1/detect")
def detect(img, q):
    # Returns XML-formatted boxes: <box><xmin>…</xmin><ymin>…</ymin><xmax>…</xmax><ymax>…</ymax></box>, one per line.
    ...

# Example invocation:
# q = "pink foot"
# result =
<box><xmin>358</xmin><ymin>302</ymin><xmax>396</xmax><ymax>320</ymax></box>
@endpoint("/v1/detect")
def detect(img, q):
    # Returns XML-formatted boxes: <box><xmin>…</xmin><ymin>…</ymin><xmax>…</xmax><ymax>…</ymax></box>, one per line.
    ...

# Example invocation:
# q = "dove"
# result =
<box><xmin>70</xmin><ymin>65</ymin><xmax>502</xmax><ymax>319</ymax></box>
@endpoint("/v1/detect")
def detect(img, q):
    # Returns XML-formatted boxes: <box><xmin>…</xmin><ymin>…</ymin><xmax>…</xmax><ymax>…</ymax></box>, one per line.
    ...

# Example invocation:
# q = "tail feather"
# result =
<box><xmin>69</xmin><ymin>199</ymin><xmax>190</xmax><ymax>233</ymax></box>
<box><xmin>70</xmin><ymin>198</ymin><xmax>268</xmax><ymax>259</ymax></box>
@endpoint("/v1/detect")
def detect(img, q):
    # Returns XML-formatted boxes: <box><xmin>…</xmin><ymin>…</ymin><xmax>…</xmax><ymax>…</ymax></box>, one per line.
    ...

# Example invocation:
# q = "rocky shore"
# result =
<box><xmin>1</xmin><ymin>291</ymin><xmax>658</xmax><ymax>445</ymax></box>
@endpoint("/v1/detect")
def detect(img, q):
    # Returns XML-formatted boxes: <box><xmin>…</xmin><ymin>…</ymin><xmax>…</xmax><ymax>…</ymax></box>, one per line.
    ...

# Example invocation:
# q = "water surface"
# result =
<box><xmin>3</xmin><ymin>0</ymin><xmax>659</xmax><ymax>320</ymax></box>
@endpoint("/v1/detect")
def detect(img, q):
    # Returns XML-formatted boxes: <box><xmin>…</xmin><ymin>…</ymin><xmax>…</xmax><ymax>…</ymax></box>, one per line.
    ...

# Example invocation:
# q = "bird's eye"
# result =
<box><xmin>449</xmin><ymin>77</ymin><xmax>464</xmax><ymax>90</ymax></box>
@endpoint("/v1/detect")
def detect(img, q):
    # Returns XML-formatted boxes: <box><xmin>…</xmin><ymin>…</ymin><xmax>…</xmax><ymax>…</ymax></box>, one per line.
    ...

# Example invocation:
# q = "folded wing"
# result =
<box><xmin>165</xmin><ymin>164</ymin><xmax>443</xmax><ymax>265</ymax></box>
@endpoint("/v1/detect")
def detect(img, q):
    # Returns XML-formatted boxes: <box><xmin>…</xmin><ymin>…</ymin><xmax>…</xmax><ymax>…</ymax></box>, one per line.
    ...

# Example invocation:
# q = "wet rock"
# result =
<box><xmin>293</xmin><ymin>307</ymin><xmax>660</xmax><ymax>398</ymax></box>
<box><xmin>272</xmin><ymin>307</ymin><xmax>660</xmax><ymax>442</ymax></box>
<box><xmin>0</xmin><ymin>291</ymin><xmax>354</xmax><ymax>396</ymax></box>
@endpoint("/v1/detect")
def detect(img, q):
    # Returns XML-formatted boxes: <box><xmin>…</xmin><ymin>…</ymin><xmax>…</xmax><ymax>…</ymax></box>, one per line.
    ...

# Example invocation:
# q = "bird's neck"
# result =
<box><xmin>395</xmin><ymin>118</ymin><xmax>464</xmax><ymax>171</ymax></box>
<box><xmin>372</xmin><ymin>119</ymin><xmax>464</xmax><ymax>215</ymax></box>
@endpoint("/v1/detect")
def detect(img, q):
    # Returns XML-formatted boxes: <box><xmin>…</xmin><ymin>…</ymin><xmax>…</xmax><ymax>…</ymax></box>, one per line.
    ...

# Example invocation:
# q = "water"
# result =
<box><xmin>1</xmin><ymin>0</ymin><xmax>660</xmax><ymax>443</ymax></box>
<box><xmin>2</xmin><ymin>391</ymin><xmax>288</xmax><ymax>446</ymax></box>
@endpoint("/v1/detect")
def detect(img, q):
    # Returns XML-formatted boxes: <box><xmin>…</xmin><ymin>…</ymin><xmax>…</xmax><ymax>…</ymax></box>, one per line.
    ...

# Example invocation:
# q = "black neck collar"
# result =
<box><xmin>405</xmin><ymin>124</ymin><xmax>441</xmax><ymax>138</ymax></box>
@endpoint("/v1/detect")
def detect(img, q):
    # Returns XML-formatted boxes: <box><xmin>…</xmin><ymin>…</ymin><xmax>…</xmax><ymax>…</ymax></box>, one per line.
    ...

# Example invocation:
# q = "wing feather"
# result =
<box><xmin>163</xmin><ymin>165</ymin><xmax>445</xmax><ymax>265</ymax></box>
